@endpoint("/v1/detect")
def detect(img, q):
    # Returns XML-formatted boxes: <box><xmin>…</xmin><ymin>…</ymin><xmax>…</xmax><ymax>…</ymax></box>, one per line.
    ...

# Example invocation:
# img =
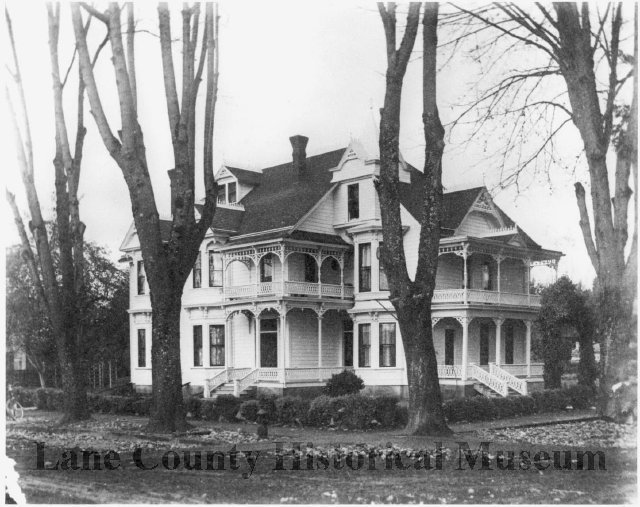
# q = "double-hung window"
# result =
<box><xmin>358</xmin><ymin>323</ymin><xmax>371</xmax><ymax>367</ymax></box>
<box><xmin>359</xmin><ymin>243</ymin><xmax>371</xmax><ymax>292</ymax></box>
<box><xmin>193</xmin><ymin>252</ymin><xmax>202</xmax><ymax>288</ymax></box>
<box><xmin>137</xmin><ymin>261</ymin><xmax>146</xmax><ymax>295</ymax></box>
<box><xmin>228</xmin><ymin>182</ymin><xmax>237</xmax><ymax>204</ymax></box>
<box><xmin>378</xmin><ymin>243</ymin><xmax>389</xmax><ymax>291</ymax></box>
<box><xmin>209</xmin><ymin>251</ymin><xmax>223</xmax><ymax>287</ymax></box>
<box><xmin>193</xmin><ymin>325</ymin><xmax>203</xmax><ymax>366</ymax></box>
<box><xmin>379</xmin><ymin>323</ymin><xmax>396</xmax><ymax>367</ymax></box>
<box><xmin>260</xmin><ymin>254</ymin><xmax>273</xmax><ymax>282</ymax></box>
<box><xmin>209</xmin><ymin>325</ymin><xmax>225</xmax><ymax>366</ymax></box>
<box><xmin>137</xmin><ymin>329</ymin><xmax>146</xmax><ymax>367</ymax></box>
<box><xmin>347</xmin><ymin>183</ymin><xmax>359</xmax><ymax>220</ymax></box>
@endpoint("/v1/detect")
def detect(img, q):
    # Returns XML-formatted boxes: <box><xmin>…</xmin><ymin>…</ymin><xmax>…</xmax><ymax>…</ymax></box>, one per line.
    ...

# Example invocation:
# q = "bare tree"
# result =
<box><xmin>72</xmin><ymin>2</ymin><xmax>219</xmax><ymax>432</ymax></box>
<box><xmin>450</xmin><ymin>3</ymin><xmax>637</xmax><ymax>416</ymax></box>
<box><xmin>5</xmin><ymin>5</ymin><xmax>105</xmax><ymax>421</ymax></box>
<box><xmin>377</xmin><ymin>2</ymin><xmax>451</xmax><ymax>435</ymax></box>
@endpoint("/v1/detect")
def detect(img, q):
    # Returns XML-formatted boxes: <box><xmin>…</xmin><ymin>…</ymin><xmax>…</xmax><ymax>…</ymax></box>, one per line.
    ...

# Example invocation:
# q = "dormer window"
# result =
<box><xmin>347</xmin><ymin>183</ymin><xmax>359</xmax><ymax>220</ymax></box>
<box><xmin>217</xmin><ymin>182</ymin><xmax>238</xmax><ymax>205</ymax></box>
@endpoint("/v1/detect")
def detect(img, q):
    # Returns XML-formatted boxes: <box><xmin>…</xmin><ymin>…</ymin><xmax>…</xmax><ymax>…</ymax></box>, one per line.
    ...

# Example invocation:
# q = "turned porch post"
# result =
<box><xmin>462</xmin><ymin>248</ymin><xmax>469</xmax><ymax>304</ymax></box>
<box><xmin>525</xmin><ymin>320</ymin><xmax>532</xmax><ymax>377</ymax></box>
<box><xmin>317</xmin><ymin>313</ymin><xmax>324</xmax><ymax>380</ymax></box>
<box><xmin>279</xmin><ymin>312</ymin><xmax>287</xmax><ymax>384</ymax></box>
<box><xmin>254</xmin><ymin>315</ymin><xmax>261</xmax><ymax>369</ymax></box>
<box><xmin>460</xmin><ymin>316</ymin><xmax>469</xmax><ymax>380</ymax></box>
<box><xmin>493</xmin><ymin>318</ymin><xmax>503</xmax><ymax>366</ymax></box>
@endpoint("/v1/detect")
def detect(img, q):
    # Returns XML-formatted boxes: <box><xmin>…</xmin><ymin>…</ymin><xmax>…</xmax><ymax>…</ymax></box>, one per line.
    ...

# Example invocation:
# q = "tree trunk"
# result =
<box><xmin>577</xmin><ymin>330</ymin><xmax>597</xmax><ymax>390</ymax></box>
<box><xmin>57</xmin><ymin>326</ymin><xmax>90</xmax><ymax>422</ymax></box>
<box><xmin>148</xmin><ymin>292</ymin><xmax>188</xmax><ymax>432</ymax></box>
<box><xmin>397</xmin><ymin>302</ymin><xmax>451</xmax><ymax>435</ymax></box>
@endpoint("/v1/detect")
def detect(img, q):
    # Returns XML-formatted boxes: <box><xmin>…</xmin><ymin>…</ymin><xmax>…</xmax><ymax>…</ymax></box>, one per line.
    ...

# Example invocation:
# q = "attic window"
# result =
<box><xmin>228</xmin><ymin>182</ymin><xmax>237</xmax><ymax>204</ymax></box>
<box><xmin>217</xmin><ymin>182</ymin><xmax>238</xmax><ymax>205</ymax></box>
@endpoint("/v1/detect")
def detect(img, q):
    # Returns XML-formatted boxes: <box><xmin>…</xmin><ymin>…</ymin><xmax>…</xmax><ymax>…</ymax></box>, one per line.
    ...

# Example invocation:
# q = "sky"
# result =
<box><xmin>3</xmin><ymin>0</ymin><xmax>632</xmax><ymax>289</ymax></box>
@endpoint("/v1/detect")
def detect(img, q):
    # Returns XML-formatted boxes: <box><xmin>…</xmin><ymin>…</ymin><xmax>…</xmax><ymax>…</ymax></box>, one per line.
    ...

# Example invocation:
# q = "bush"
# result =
<box><xmin>11</xmin><ymin>386</ymin><xmax>39</xmax><ymax>407</ymax></box>
<box><xmin>35</xmin><ymin>388</ymin><xmax>64</xmax><ymax>411</ymax></box>
<box><xmin>274</xmin><ymin>396</ymin><xmax>310</xmax><ymax>425</ymax></box>
<box><xmin>240</xmin><ymin>400</ymin><xmax>260</xmax><ymax>422</ymax></box>
<box><xmin>257</xmin><ymin>393</ymin><xmax>277</xmax><ymax>421</ymax></box>
<box><xmin>324</xmin><ymin>370</ymin><xmax>364</xmax><ymax>397</ymax></box>
<box><xmin>372</xmin><ymin>396</ymin><xmax>401</xmax><ymax>427</ymax></box>
<box><xmin>214</xmin><ymin>394</ymin><xmax>242</xmax><ymax>422</ymax></box>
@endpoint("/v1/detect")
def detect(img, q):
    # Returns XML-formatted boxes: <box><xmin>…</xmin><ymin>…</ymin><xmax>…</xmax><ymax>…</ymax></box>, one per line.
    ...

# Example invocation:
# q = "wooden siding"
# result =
<box><xmin>435</xmin><ymin>255</ymin><xmax>464</xmax><ymax>289</ymax></box>
<box><xmin>297</xmin><ymin>191</ymin><xmax>335</xmax><ymax>234</ymax></box>
<box><xmin>288</xmin><ymin>310</ymin><xmax>319</xmax><ymax>367</ymax></box>
<box><xmin>456</xmin><ymin>210</ymin><xmax>500</xmax><ymax>236</ymax></box>
<box><xmin>500</xmin><ymin>258</ymin><xmax>526</xmax><ymax>293</ymax></box>
<box><xmin>321</xmin><ymin>312</ymin><xmax>342</xmax><ymax>367</ymax></box>
<box><xmin>232</xmin><ymin>313</ymin><xmax>254</xmax><ymax>368</ymax></box>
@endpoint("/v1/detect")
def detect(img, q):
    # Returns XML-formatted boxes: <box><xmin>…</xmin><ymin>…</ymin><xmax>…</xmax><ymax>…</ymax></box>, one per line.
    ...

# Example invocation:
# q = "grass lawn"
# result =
<box><xmin>5</xmin><ymin>411</ymin><xmax>637</xmax><ymax>504</ymax></box>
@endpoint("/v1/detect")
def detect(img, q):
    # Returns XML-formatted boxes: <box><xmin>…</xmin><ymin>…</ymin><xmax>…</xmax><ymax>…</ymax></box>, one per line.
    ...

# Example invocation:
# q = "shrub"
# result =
<box><xmin>214</xmin><ymin>394</ymin><xmax>242</xmax><ymax>422</ymax></box>
<box><xmin>257</xmin><ymin>393</ymin><xmax>277</xmax><ymax>421</ymax></box>
<box><xmin>307</xmin><ymin>395</ymin><xmax>334</xmax><ymax>426</ymax></box>
<box><xmin>274</xmin><ymin>396</ymin><xmax>310</xmax><ymax>425</ymax></box>
<box><xmin>240</xmin><ymin>400</ymin><xmax>260</xmax><ymax>422</ymax></box>
<box><xmin>201</xmin><ymin>399</ymin><xmax>218</xmax><ymax>421</ymax></box>
<box><xmin>185</xmin><ymin>396</ymin><xmax>202</xmax><ymax>418</ymax></box>
<box><xmin>35</xmin><ymin>388</ymin><xmax>64</xmax><ymax>411</ymax></box>
<box><xmin>11</xmin><ymin>386</ymin><xmax>38</xmax><ymax>407</ymax></box>
<box><xmin>372</xmin><ymin>396</ymin><xmax>401</xmax><ymax>427</ymax></box>
<box><xmin>324</xmin><ymin>370</ymin><xmax>364</xmax><ymax>397</ymax></box>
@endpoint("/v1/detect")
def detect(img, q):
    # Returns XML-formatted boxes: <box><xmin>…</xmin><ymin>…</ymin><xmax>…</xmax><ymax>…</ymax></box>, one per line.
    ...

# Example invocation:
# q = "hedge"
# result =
<box><xmin>12</xmin><ymin>385</ymin><xmax>595</xmax><ymax>428</ymax></box>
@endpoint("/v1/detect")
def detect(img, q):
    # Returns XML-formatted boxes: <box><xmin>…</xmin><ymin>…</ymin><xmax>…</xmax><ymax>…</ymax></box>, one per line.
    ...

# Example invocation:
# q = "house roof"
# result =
<box><xmin>233</xmin><ymin>148</ymin><xmax>345</xmax><ymax>236</ymax></box>
<box><xmin>224</xmin><ymin>167</ymin><xmax>263</xmax><ymax>186</ymax></box>
<box><xmin>195</xmin><ymin>204</ymin><xmax>244</xmax><ymax>232</ymax></box>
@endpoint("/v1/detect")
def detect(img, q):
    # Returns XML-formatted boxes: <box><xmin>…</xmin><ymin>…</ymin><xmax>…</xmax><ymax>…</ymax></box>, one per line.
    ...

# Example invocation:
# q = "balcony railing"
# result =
<box><xmin>225</xmin><ymin>281</ymin><xmax>354</xmax><ymax>300</ymax></box>
<box><xmin>433</xmin><ymin>288</ymin><xmax>541</xmax><ymax>308</ymax></box>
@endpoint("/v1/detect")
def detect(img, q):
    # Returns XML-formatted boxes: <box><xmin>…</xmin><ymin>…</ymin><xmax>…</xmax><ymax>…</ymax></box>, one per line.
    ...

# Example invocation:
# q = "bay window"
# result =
<box><xmin>193</xmin><ymin>325</ymin><xmax>203</xmax><ymax>366</ymax></box>
<box><xmin>379</xmin><ymin>323</ymin><xmax>396</xmax><ymax>367</ymax></box>
<box><xmin>209</xmin><ymin>325</ymin><xmax>225</xmax><ymax>366</ymax></box>
<box><xmin>358</xmin><ymin>323</ymin><xmax>371</xmax><ymax>367</ymax></box>
<box><xmin>358</xmin><ymin>243</ymin><xmax>371</xmax><ymax>292</ymax></box>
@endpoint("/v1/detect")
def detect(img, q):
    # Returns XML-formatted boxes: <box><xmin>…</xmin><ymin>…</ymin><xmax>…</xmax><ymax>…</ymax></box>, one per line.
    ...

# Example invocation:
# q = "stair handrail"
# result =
<box><xmin>205</xmin><ymin>369</ymin><xmax>230</xmax><ymax>397</ymax></box>
<box><xmin>489</xmin><ymin>363</ymin><xmax>528</xmax><ymax>395</ymax></box>
<box><xmin>234</xmin><ymin>368</ymin><xmax>260</xmax><ymax>396</ymax></box>
<box><xmin>468</xmin><ymin>363</ymin><xmax>509</xmax><ymax>397</ymax></box>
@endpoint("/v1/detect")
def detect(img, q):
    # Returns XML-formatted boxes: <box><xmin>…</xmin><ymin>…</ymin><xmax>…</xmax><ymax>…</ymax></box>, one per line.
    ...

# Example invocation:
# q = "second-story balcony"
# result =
<box><xmin>433</xmin><ymin>288</ymin><xmax>541</xmax><ymax>308</ymax></box>
<box><xmin>225</xmin><ymin>280</ymin><xmax>355</xmax><ymax>300</ymax></box>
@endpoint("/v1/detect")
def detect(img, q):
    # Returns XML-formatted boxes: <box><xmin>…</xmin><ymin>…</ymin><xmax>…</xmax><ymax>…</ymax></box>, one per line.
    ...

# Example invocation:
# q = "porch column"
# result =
<box><xmin>495</xmin><ymin>255</ymin><xmax>503</xmax><ymax>304</ymax></box>
<box><xmin>317</xmin><ymin>313</ymin><xmax>323</xmax><ymax>380</ymax></box>
<box><xmin>279</xmin><ymin>312</ymin><xmax>287</xmax><ymax>384</ymax></box>
<box><xmin>525</xmin><ymin>258</ymin><xmax>531</xmax><ymax>306</ymax></box>
<box><xmin>354</xmin><ymin>239</ymin><xmax>360</xmax><ymax>293</ymax></box>
<box><xmin>225</xmin><ymin>318</ymin><xmax>232</xmax><ymax>369</ymax></box>
<box><xmin>459</xmin><ymin>316</ymin><xmax>469</xmax><ymax>380</ymax></box>
<box><xmin>340</xmin><ymin>254</ymin><xmax>345</xmax><ymax>299</ymax></box>
<box><xmin>525</xmin><ymin>320</ymin><xmax>532</xmax><ymax>377</ymax></box>
<box><xmin>493</xmin><ymin>318</ymin><xmax>503</xmax><ymax>366</ymax></box>
<box><xmin>462</xmin><ymin>248</ymin><xmax>468</xmax><ymax>304</ymax></box>
<box><xmin>254</xmin><ymin>315</ymin><xmax>261</xmax><ymax>369</ymax></box>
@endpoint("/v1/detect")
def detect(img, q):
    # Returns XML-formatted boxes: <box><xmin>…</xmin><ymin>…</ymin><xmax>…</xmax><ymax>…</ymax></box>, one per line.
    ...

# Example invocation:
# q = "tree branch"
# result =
<box><xmin>158</xmin><ymin>2</ymin><xmax>180</xmax><ymax>148</ymax></box>
<box><xmin>575</xmin><ymin>182</ymin><xmax>599</xmax><ymax>271</ymax></box>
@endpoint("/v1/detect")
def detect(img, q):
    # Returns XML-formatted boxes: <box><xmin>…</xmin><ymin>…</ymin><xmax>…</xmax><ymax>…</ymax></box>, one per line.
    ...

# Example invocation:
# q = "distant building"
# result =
<box><xmin>120</xmin><ymin>135</ymin><xmax>561</xmax><ymax>399</ymax></box>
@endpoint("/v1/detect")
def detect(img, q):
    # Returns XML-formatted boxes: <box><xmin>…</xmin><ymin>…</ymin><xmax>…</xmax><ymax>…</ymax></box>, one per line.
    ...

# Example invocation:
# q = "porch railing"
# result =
<box><xmin>489</xmin><ymin>363</ymin><xmax>528</xmax><ymax>395</ymax></box>
<box><xmin>432</xmin><ymin>288</ymin><xmax>541</xmax><ymax>308</ymax></box>
<box><xmin>224</xmin><ymin>281</ymin><xmax>354</xmax><ymax>300</ymax></box>
<box><xmin>499</xmin><ymin>363</ymin><xmax>544</xmax><ymax>377</ymax></box>
<box><xmin>205</xmin><ymin>367</ymin><xmax>252</xmax><ymax>397</ymax></box>
<box><xmin>468</xmin><ymin>363</ymin><xmax>509</xmax><ymax>397</ymax></box>
<box><xmin>437</xmin><ymin>364</ymin><xmax>464</xmax><ymax>378</ymax></box>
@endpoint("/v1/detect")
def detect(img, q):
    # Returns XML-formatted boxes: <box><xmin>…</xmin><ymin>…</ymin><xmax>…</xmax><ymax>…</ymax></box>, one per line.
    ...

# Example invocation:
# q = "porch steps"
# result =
<box><xmin>473</xmin><ymin>383</ymin><xmax>521</xmax><ymax>398</ymax></box>
<box><xmin>210</xmin><ymin>383</ymin><xmax>257</xmax><ymax>400</ymax></box>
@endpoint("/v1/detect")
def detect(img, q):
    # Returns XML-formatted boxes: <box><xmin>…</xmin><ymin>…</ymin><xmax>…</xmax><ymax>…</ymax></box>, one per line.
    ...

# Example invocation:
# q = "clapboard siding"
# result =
<box><xmin>456</xmin><ymin>210</ymin><xmax>500</xmax><ymax>236</ymax></box>
<box><xmin>288</xmin><ymin>311</ymin><xmax>319</xmax><ymax>367</ymax></box>
<box><xmin>298</xmin><ymin>191</ymin><xmax>335</xmax><ymax>234</ymax></box>
<box><xmin>232</xmin><ymin>313</ymin><xmax>254</xmax><ymax>368</ymax></box>
<box><xmin>500</xmin><ymin>258</ymin><xmax>526</xmax><ymax>293</ymax></box>
<box><xmin>320</xmin><ymin>257</ymin><xmax>341</xmax><ymax>284</ymax></box>
<box><xmin>321</xmin><ymin>312</ymin><xmax>342</xmax><ymax>367</ymax></box>
<box><xmin>435</xmin><ymin>255</ymin><xmax>464</xmax><ymax>289</ymax></box>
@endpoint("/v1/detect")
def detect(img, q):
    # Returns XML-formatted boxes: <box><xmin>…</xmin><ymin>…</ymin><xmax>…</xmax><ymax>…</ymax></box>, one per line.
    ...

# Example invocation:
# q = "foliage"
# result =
<box><xmin>6</xmin><ymin>238</ymin><xmax>129</xmax><ymax>387</ymax></box>
<box><xmin>274</xmin><ymin>396</ymin><xmax>310</xmax><ymax>425</ymax></box>
<box><xmin>323</xmin><ymin>370</ymin><xmax>365</xmax><ymax>397</ymax></box>
<box><xmin>536</xmin><ymin>276</ymin><xmax>597</xmax><ymax>389</ymax></box>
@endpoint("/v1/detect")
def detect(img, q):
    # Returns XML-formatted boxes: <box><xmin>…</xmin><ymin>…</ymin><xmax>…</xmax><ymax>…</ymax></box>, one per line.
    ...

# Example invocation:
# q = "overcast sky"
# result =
<box><xmin>4</xmin><ymin>0</ymin><xmax>627</xmax><ymax>288</ymax></box>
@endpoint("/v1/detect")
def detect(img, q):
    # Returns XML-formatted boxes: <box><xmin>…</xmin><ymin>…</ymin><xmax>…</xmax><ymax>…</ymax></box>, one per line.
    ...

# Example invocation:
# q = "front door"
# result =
<box><xmin>480</xmin><ymin>323</ymin><xmax>490</xmax><ymax>365</ymax></box>
<box><xmin>260</xmin><ymin>318</ymin><xmax>278</xmax><ymax>367</ymax></box>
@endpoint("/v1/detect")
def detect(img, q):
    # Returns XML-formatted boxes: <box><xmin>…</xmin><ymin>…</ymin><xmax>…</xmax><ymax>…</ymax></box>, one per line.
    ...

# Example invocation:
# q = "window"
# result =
<box><xmin>260</xmin><ymin>318</ymin><xmax>278</xmax><ymax>367</ymax></box>
<box><xmin>378</xmin><ymin>244</ymin><xmax>389</xmax><ymax>291</ymax></box>
<box><xmin>228</xmin><ymin>182</ymin><xmax>237</xmax><ymax>204</ymax></box>
<box><xmin>209</xmin><ymin>251</ymin><xmax>223</xmax><ymax>287</ymax></box>
<box><xmin>260</xmin><ymin>254</ymin><xmax>273</xmax><ymax>282</ymax></box>
<box><xmin>137</xmin><ymin>261</ymin><xmax>146</xmax><ymax>295</ymax></box>
<box><xmin>505</xmin><ymin>324</ymin><xmax>514</xmax><ymax>365</ymax></box>
<box><xmin>445</xmin><ymin>329</ymin><xmax>455</xmax><ymax>366</ymax></box>
<box><xmin>359</xmin><ymin>243</ymin><xmax>371</xmax><ymax>292</ymax></box>
<box><xmin>347</xmin><ymin>183</ymin><xmax>359</xmax><ymax>220</ymax></box>
<box><xmin>137</xmin><ymin>329</ymin><xmax>146</xmax><ymax>367</ymax></box>
<box><xmin>358</xmin><ymin>323</ymin><xmax>371</xmax><ymax>367</ymax></box>
<box><xmin>193</xmin><ymin>252</ymin><xmax>202</xmax><ymax>288</ymax></box>
<box><xmin>480</xmin><ymin>323</ymin><xmax>490</xmax><ymax>365</ymax></box>
<box><xmin>209</xmin><ymin>325</ymin><xmax>225</xmax><ymax>366</ymax></box>
<box><xmin>304</xmin><ymin>255</ymin><xmax>318</xmax><ymax>283</ymax></box>
<box><xmin>379</xmin><ymin>323</ymin><xmax>396</xmax><ymax>367</ymax></box>
<box><xmin>217</xmin><ymin>184</ymin><xmax>226</xmax><ymax>204</ymax></box>
<box><xmin>193</xmin><ymin>325</ymin><xmax>203</xmax><ymax>366</ymax></box>
<box><xmin>482</xmin><ymin>262</ymin><xmax>492</xmax><ymax>290</ymax></box>
<box><xmin>343</xmin><ymin>320</ymin><xmax>354</xmax><ymax>367</ymax></box>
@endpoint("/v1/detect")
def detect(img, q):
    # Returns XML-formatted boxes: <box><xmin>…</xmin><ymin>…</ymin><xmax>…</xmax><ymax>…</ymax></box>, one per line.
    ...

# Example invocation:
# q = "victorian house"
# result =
<box><xmin>120</xmin><ymin>135</ymin><xmax>561</xmax><ymax>399</ymax></box>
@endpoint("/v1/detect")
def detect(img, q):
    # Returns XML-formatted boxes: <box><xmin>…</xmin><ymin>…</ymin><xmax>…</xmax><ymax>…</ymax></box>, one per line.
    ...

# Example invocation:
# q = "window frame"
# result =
<box><xmin>193</xmin><ymin>325</ymin><xmax>203</xmax><ymax>367</ymax></box>
<box><xmin>137</xmin><ymin>329</ymin><xmax>147</xmax><ymax>368</ymax></box>
<box><xmin>260</xmin><ymin>254</ymin><xmax>273</xmax><ymax>282</ymax></box>
<box><xmin>137</xmin><ymin>260</ymin><xmax>146</xmax><ymax>295</ymax></box>
<box><xmin>347</xmin><ymin>183</ymin><xmax>359</xmax><ymax>221</ymax></box>
<box><xmin>193</xmin><ymin>252</ymin><xmax>202</xmax><ymax>288</ymax></box>
<box><xmin>358</xmin><ymin>243</ymin><xmax>371</xmax><ymax>292</ymax></box>
<box><xmin>209</xmin><ymin>325</ymin><xmax>225</xmax><ymax>367</ymax></box>
<box><xmin>379</xmin><ymin>322</ymin><xmax>396</xmax><ymax>367</ymax></box>
<box><xmin>358</xmin><ymin>323</ymin><xmax>371</xmax><ymax>368</ymax></box>
<box><xmin>343</xmin><ymin>320</ymin><xmax>354</xmax><ymax>367</ymax></box>
<box><xmin>227</xmin><ymin>182</ymin><xmax>237</xmax><ymax>204</ymax></box>
<box><xmin>444</xmin><ymin>328</ymin><xmax>455</xmax><ymax>366</ymax></box>
<box><xmin>377</xmin><ymin>243</ymin><xmax>389</xmax><ymax>291</ymax></box>
<box><xmin>208</xmin><ymin>250</ymin><xmax>223</xmax><ymax>287</ymax></box>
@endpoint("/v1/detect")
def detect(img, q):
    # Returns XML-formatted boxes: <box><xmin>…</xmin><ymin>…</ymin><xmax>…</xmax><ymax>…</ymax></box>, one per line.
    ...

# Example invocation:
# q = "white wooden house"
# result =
<box><xmin>120</xmin><ymin>135</ymin><xmax>561</xmax><ymax>399</ymax></box>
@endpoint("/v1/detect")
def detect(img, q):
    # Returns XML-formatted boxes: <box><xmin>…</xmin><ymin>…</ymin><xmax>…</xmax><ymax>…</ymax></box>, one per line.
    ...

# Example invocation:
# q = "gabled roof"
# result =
<box><xmin>234</xmin><ymin>148</ymin><xmax>346</xmax><ymax>236</ymax></box>
<box><xmin>194</xmin><ymin>204</ymin><xmax>244</xmax><ymax>232</ymax></box>
<box><xmin>398</xmin><ymin>167</ymin><xmax>485</xmax><ymax>231</ymax></box>
<box><xmin>224</xmin><ymin>166</ymin><xmax>263</xmax><ymax>186</ymax></box>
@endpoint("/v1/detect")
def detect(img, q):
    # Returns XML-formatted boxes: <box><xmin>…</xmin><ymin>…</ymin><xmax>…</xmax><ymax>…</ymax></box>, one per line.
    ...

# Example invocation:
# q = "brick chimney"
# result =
<box><xmin>290</xmin><ymin>135</ymin><xmax>309</xmax><ymax>178</ymax></box>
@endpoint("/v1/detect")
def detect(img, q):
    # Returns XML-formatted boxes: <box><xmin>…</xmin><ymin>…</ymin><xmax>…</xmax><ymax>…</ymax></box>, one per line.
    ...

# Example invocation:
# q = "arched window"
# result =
<box><xmin>208</xmin><ymin>250</ymin><xmax>223</xmax><ymax>287</ymax></box>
